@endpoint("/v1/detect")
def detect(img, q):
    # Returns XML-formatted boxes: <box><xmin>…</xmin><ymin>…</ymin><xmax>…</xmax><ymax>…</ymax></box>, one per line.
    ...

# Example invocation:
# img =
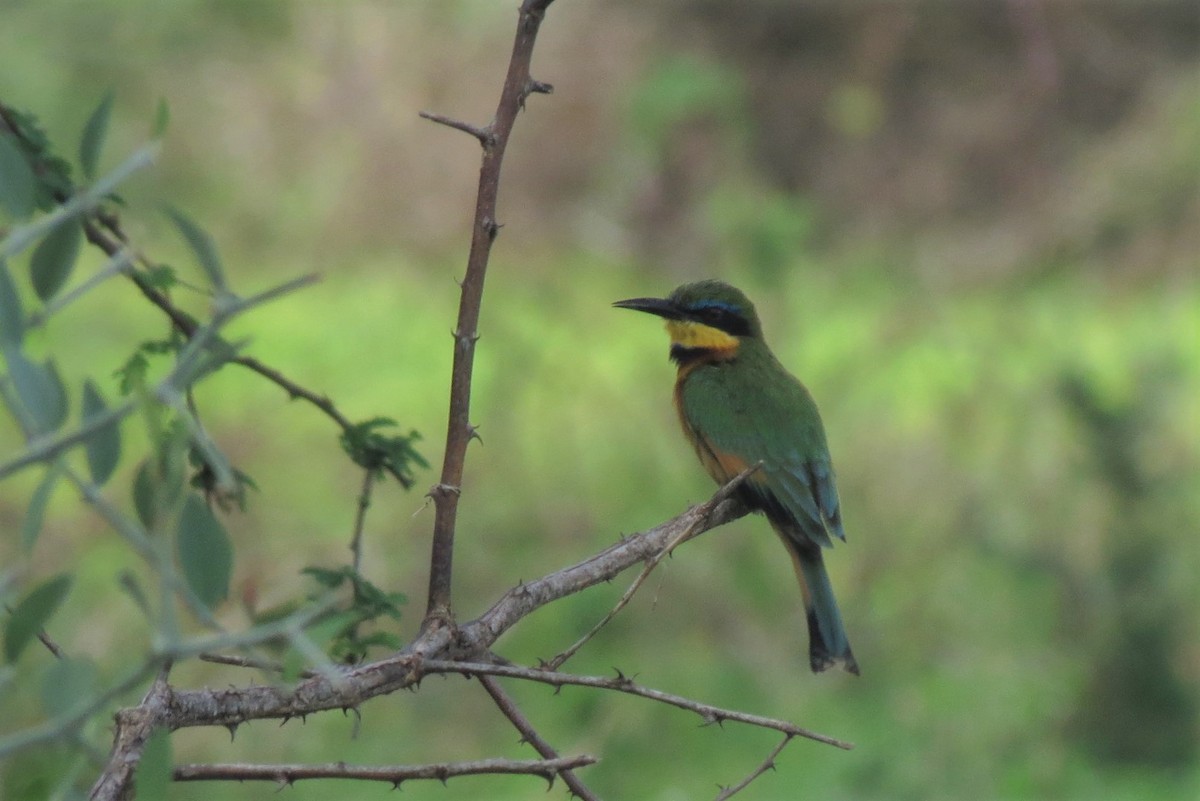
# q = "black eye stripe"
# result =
<box><xmin>687</xmin><ymin>304</ymin><xmax>751</xmax><ymax>337</ymax></box>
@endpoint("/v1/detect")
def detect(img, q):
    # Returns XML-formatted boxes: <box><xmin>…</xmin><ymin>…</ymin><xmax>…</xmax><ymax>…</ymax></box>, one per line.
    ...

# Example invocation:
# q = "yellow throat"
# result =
<box><xmin>665</xmin><ymin>319</ymin><xmax>739</xmax><ymax>352</ymax></box>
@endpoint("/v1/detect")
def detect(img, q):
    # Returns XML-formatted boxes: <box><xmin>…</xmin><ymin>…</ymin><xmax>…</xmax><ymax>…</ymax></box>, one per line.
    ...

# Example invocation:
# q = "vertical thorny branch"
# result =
<box><xmin>424</xmin><ymin>0</ymin><xmax>557</xmax><ymax>623</ymax></box>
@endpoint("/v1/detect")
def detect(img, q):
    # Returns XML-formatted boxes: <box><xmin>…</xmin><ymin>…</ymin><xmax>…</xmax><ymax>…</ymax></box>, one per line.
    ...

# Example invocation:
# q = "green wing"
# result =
<box><xmin>681</xmin><ymin>356</ymin><xmax>845</xmax><ymax>549</ymax></box>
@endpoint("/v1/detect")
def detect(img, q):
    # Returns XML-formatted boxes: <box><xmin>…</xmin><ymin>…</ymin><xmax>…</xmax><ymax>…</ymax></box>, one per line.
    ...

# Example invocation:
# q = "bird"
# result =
<box><xmin>614</xmin><ymin>279</ymin><xmax>859</xmax><ymax>675</ymax></box>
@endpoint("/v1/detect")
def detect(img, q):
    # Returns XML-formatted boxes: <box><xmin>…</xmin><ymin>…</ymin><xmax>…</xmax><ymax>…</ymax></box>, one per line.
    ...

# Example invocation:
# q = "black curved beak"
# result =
<box><xmin>612</xmin><ymin>296</ymin><xmax>683</xmax><ymax>320</ymax></box>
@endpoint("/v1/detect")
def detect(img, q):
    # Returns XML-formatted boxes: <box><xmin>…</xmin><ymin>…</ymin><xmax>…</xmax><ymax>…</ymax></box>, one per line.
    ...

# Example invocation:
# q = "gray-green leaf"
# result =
<box><xmin>4</xmin><ymin>573</ymin><xmax>72</xmax><ymax>663</ymax></box>
<box><xmin>164</xmin><ymin>207</ymin><xmax>226</xmax><ymax>291</ymax></box>
<box><xmin>21</xmin><ymin>461</ymin><xmax>63</xmax><ymax>551</ymax></box>
<box><xmin>7</xmin><ymin>352</ymin><xmax>69</xmax><ymax>434</ymax></box>
<box><xmin>0</xmin><ymin>257</ymin><xmax>23</xmax><ymax>348</ymax></box>
<box><xmin>40</xmin><ymin>656</ymin><xmax>98</xmax><ymax>718</ymax></box>
<box><xmin>30</xmin><ymin>219</ymin><xmax>83</xmax><ymax>301</ymax></box>
<box><xmin>177</xmin><ymin>493</ymin><xmax>232</xmax><ymax>609</ymax></box>
<box><xmin>134</xmin><ymin>728</ymin><xmax>173</xmax><ymax>801</ymax></box>
<box><xmin>81</xmin><ymin>379</ymin><xmax>121</xmax><ymax>484</ymax></box>
<box><xmin>152</xmin><ymin>98</ymin><xmax>171</xmax><ymax>139</ymax></box>
<box><xmin>0</xmin><ymin>132</ymin><xmax>36</xmax><ymax>219</ymax></box>
<box><xmin>80</xmin><ymin>91</ymin><xmax>115</xmax><ymax>180</ymax></box>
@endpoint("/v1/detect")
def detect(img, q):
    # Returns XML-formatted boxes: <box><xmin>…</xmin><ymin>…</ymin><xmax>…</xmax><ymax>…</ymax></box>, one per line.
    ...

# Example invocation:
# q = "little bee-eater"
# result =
<box><xmin>615</xmin><ymin>280</ymin><xmax>859</xmax><ymax>675</ymax></box>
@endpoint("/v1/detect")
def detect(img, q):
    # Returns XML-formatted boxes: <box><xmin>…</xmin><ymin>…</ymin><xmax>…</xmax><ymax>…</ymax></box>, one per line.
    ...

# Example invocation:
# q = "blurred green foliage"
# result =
<box><xmin>1</xmin><ymin>2</ymin><xmax>1198</xmax><ymax>801</ymax></box>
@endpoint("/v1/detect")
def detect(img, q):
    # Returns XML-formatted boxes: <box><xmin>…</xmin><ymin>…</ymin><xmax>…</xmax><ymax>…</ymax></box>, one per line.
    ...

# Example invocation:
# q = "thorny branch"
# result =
<box><xmin>423</xmin><ymin>0</ymin><xmax>558</xmax><ymax>623</ymax></box>
<box><xmin>424</xmin><ymin>661</ymin><xmax>853</xmax><ymax>751</ymax></box>
<box><xmin>172</xmin><ymin>755</ymin><xmax>597</xmax><ymax>788</ymax></box>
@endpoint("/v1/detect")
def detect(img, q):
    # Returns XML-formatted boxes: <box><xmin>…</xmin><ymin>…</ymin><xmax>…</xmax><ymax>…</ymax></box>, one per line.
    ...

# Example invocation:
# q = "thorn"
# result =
<box><xmin>225</xmin><ymin>722</ymin><xmax>238</xmax><ymax>741</ymax></box>
<box><xmin>481</xmin><ymin>216</ymin><xmax>502</xmax><ymax>241</ymax></box>
<box><xmin>279</xmin><ymin>715</ymin><xmax>291</xmax><ymax>727</ymax></box>
<box><xmin>427</xmin><ymin>483</ymin><xmax>461</xmax><ymax>500</ymax></box>
<box><xmin>391</xmin><ymin>780</ymin><xmax>403</xmax><ymax>791</ymax></box>
<box><xmin>466</xmin><ymin>424</ymin><xmax>484</xmax><ymax>444</ymax></box>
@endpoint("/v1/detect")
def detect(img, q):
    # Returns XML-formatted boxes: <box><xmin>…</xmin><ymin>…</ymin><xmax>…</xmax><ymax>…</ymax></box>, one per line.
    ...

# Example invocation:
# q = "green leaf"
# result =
<box><xmin>79</xmin><ymin>91</ymin><xmax>115</xmax><ymax>181</ymax></box>
<box><xmin>0</xmin><ymin>257</ymin><xmax>23</xmax><ymax>348</ymax></box>
<box><xmin>135</xmin><ymin>728</ymin><xmax>173</xmax><ymax>801</ymax></box>
<box><xmin>0</xmin><ymin>132</ymin><xmax>36</xmax><ymax>220</ymax></box>
<box><xmin>339</xmin><ymin>417</ymin><xmax>428</xmax><ymax>487</ymax></box>
<box><xmin>4</xmin><ymin>574</ymin><xmax>72</xmax><ymax>663</ymax></box>
<box><xmin>142</xmin><ymin>263</ymin><xmax>177</xmax><ymax>291</ymax></box>
<box><xmin>30</xmin><ymin>219</ymin><xmax>83</xmax><ymax>301</ymax></box>
<box><xmin>177</xmin><ymin>493</ymin><xmax>232</xmax><ymax>609</ymax></box>
<box><xmin>40</xmin><ymin>656</ymin><xmax>98</xmax><ymax>718</ymax></box>
<box><xmin>164</xmin><ymin>207</ymin><xmax>226</xmax><ymax>291</ymax></box>
<box><xmin>21</xmin><ymin>461</ymin><xmax>63</xmax><ymax>551</ymax></box>
<box><xmin>7</xmin><ymin>352</ymin><xmax>69</xmax><ymax>434</ymax></box>
<box><xmin>152</xmin><ymin>98</ymin><xmax>171</xmax><ymax>139</ymax></box>
<box><xmin>132</xmin><ymin>459</ymin><xmax>158</xmax><ymax>529</ymax></box>
<box><xmin>81</xmin><ymin>379</ymin><xmax>121</xmax><ymax>485</ymax></box>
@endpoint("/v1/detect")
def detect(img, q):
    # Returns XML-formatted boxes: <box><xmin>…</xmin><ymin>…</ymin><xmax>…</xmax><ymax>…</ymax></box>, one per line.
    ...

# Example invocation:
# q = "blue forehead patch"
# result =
<box><xmin>690</xmin><ymin>300</ymin><xmax>741</xmax><ymax>315</ymax></box>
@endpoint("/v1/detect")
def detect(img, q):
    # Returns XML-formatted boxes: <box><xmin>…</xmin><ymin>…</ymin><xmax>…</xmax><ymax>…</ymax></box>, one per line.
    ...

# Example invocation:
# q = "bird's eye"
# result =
<box><xmin>703</xmin><ymin>307</ymin><xmax>732</xmax><ymax>325</ymax></box>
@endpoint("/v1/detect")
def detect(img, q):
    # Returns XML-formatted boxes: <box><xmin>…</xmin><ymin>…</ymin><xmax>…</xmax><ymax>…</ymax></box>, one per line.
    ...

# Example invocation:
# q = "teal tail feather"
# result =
<box><xmin>793</xmin><ymin>543</ymin><xmax>859</xmax><ymax>675</ymax></box>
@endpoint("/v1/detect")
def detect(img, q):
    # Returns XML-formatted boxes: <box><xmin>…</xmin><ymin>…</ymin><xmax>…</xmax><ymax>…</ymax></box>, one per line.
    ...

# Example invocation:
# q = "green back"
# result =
<box><xmin>679</xmin><ymin>338</ymin><xmax>845</xmax><ymax>548</ymax></box>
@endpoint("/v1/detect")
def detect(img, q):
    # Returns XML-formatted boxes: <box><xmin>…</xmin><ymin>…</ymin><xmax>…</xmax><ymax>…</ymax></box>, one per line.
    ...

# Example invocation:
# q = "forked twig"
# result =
<box><xmin>545</xmin><ymin>463</ymin><xmax>762</xmax><ymax>671</ymax></box>
<box><xmin>714</xmin><ymin>733</ymin><xmax>793</xmax><ymax>800</ymax></box>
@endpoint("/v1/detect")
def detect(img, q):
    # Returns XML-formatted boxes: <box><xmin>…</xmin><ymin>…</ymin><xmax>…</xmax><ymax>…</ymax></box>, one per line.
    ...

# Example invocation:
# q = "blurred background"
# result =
<box><xmin>2</xmin><ymin>1</ymin><xmax>1198</xmax><ymax>799</ymax></box>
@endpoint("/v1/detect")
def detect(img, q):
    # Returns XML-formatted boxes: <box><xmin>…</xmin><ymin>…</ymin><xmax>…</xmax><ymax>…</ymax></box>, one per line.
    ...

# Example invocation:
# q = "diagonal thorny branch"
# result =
<box><xmin>86</xmin><ymin>474</ymin><xmax>771</xmax><ymax>800</ymax></box>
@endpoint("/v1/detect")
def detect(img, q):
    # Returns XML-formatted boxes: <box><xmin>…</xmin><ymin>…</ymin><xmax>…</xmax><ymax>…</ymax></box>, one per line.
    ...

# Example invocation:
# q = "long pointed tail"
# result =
<box><xmin>781</xmin><ymin>533</ymin><xmax>859</xmax><ymax>675</ymax></box>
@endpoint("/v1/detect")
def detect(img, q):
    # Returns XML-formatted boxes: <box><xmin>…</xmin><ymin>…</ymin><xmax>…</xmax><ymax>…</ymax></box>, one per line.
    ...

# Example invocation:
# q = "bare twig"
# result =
<box><xmin>478</xmin><ymin>675</ymin><xmax>602</xmax><ymax>801</ymax></box>
<box><xmin>547</xmin><ymin>464</ymin><xmax>760</xmax><ymax>670</ymax></box>
<box><xmin>424</xmin><ymin>660</ymin><xmax>853</xmax><ymax>750</ymax></box>
<box><xmin>424</xmin><ymin>0</ymin><xmax>558</xmax><ymax>623</ymax></box>
<box><xmin>418</xmin><ymin>111</ymin><xmax>494</xmax><ymax>145</ymax></box>
<box><xmin>4</xmin><ymin>603</ymin><xmax>67</xmax><ymax>659</ymax></box>
<box><xmin>197</xmin><ymin>652</ymin><xmax>313</xmax><ymax>677</ymax></box>
<box><xmin>173</xmin><ymin>755</ymin><xmax>596</xmax><ymax>787</ymax></box>
<box><xmin>349</xmin><ymin>468</ymin><xmax>374</xmax><ymax>572</ymax></box>
<box><xmin>714</xmin><ymin>733</ymin><xmax>793</xmax><ymax>801</ymax></box>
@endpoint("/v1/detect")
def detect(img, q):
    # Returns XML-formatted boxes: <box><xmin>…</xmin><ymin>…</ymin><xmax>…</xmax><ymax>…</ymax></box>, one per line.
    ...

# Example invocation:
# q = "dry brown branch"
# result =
<box><xmin>172</xmin><ymin>755</ymin><xmax>596</xmax><ymax>788</ymax></box>
<box><xmin>423</xmin><ymin>0</ymin><xmax>557</xmax><ymax>622</ymax></box>
<box><xmin>478</xmin><ymin>675</ymin><xmax>602</xmax><ymax>801</ymax></box>
<box><xmin>422</xmin><ymin>661</ymin><xmax>853</xmax><ymax>751</ymax></box>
